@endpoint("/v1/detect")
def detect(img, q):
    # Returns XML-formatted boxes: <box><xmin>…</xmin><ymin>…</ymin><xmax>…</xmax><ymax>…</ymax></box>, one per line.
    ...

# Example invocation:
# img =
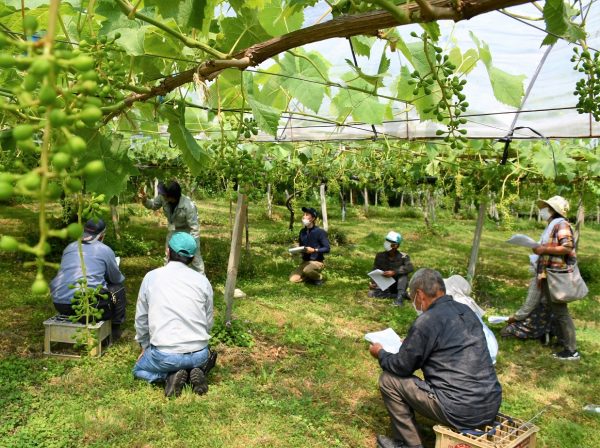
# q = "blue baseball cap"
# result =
<box><xmin>168</xmin><ymin>232</ymin><xmax>197</xmax><ymax>257</ymax></box>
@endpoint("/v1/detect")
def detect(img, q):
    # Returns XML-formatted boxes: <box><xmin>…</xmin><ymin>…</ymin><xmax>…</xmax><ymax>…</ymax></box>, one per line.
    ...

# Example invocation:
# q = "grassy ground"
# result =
<box><xmin>1</xmin><ymin>198</ymin><xmax>599</xmax><ymax>448</ymax></box>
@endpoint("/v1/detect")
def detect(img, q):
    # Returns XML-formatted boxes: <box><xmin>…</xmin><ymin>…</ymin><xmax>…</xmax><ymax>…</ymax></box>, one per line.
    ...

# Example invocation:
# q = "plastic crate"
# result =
<box><xmin>434</xmin><ymin>413</ymin><xmax>539</xmax><ymax>448</ymax></box>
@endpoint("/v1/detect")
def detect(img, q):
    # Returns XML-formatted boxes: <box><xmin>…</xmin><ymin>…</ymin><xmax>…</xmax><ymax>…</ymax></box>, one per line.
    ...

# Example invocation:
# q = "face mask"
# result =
<box><xmin>539</xmin><ymin>207</ymin><xmax>552</xmax><ymax>221</ymax></box>
<box><xmin>412</xmin><ymin>300</ymin><xmax>423</xmax><ymax>316</ymax></box>
<box><xmin>383</xmin><ymin>241</ymin><xmax>393</xmax><ymax>251</ymax></box>
<box><xmin>302</xmin><ymin>218</ymin><xmax>311</xmax><ymax>227</ymax></box>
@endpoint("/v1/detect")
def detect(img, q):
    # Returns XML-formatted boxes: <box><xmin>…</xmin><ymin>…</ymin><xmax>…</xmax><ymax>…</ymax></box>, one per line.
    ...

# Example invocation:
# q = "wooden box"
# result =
<box><xmin>43</xmin><ymin>315</ymin><xmax>112</xmax><ymax>358</ymax></box>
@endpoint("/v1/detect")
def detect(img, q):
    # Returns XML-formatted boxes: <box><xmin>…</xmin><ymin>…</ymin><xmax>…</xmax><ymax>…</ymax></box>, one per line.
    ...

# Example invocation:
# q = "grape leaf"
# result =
<box><xmin>79</xmin><ymin>131</ymin><xmax>139</xmax><ymax>199</ymax></box>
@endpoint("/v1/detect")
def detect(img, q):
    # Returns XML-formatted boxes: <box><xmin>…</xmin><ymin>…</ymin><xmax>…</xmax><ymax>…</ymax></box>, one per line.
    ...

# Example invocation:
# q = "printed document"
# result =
<box><xmin>368</xmin><ymin>269</ymin><xmax>396</xmax><ymax>291</ymax></box>
<box><xmin>288</xmin><ymin>246</ymin><xmax>305</xmax><ymax>254</ymax></box>
<box><xmin>487</xmin><ymin>315</ymin><xmax>510</xmax><ymax>324</ymax></box>
<box><xmin>506</xmin><ymin>234</ymin><xmax>538</xmax><ymax>249</ymax></box>
<box><xmin>365</xmin><ymin>328</ymin><xmax>403</xmax><ymax>354</ymax></box>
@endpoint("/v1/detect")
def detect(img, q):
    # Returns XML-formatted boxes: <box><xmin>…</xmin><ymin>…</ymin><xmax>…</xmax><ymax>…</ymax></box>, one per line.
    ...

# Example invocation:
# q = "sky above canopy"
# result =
<box><xmin>246</xmin><ymin>2</ymin><xmax>600</xmax><ymax>142</ymax></box>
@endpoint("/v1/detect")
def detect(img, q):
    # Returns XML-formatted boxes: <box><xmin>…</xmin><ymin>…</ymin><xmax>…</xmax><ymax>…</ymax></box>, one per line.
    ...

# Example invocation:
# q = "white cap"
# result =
<box><xmin>385</xmin><ymin>231</ymin><xmax>402</xmax><ymax>244</ymax></box>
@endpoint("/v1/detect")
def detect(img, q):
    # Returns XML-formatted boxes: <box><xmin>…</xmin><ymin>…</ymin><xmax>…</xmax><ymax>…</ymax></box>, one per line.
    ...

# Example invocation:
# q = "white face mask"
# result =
<box><xmin>539</xmin><ymin>207</ymin><xmax>553</xmax><ymax>221</ymax></box>
<box><xmin>302</xmin><ymin>218</ymin><xmax>311</xmax><ymax>227</ymax></box>
<box><xmin>412</xmin><ymin>300</ymin><xmax>423</xmax><ymax>316</ymax></box>
<box><xmin>383</xmin><ymin>241</ymin><xmax>393</xmax><ymax>251</ymax></box>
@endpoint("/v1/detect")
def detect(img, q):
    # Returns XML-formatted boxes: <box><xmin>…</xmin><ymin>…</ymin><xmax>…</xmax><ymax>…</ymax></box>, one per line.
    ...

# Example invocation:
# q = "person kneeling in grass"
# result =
<box><xmin>289</xmin><ymin>206</ymin><xmax>330</xmax><ymax>285</ymax></box>
<box><xmin>369</xmin><ymin>268</ymin><xmax>502</xmax><ymax>448</ymax></box>
<box><xmin>368</xmin><ymin>231</ymin><xmax>414</xmax><ymax>306</ymax></box>
<box><xmin>133</xmin><ymin>232</ymin><xmax>216</xmax><ymax>398</ymax></box>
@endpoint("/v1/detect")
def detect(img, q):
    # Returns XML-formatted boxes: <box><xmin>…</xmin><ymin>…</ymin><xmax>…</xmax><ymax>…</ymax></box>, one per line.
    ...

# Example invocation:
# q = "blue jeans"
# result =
<box><xmin>133</xmin><ymin>345</ymin><xmax>209</xmax><ymax>383</ymax></box>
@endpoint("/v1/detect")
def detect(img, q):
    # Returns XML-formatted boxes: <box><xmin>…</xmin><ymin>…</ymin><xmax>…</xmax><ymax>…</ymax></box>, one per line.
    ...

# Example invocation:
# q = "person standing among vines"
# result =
<box><xmin>502</xmin><ymin>196</ymin><xmax>580</xmax><ymax>361</ymax></box>
<box><xmin>139</xmin><ymin>181</ymin><xmax>205</xmax><ymax>273</ymax></box>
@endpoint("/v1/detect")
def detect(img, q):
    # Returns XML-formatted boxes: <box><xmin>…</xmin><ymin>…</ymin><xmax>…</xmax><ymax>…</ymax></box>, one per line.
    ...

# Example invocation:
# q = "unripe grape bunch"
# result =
<box><xmin>0</xmin><ymin>15</ymin><xmax>116</xmax><ymax>294</ymax></box>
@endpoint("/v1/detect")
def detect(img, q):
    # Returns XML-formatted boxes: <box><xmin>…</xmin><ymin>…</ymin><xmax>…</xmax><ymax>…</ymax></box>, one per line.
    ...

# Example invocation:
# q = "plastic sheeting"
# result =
<box><xmin>252</xmin><ymin>3</ymin><xmax>600</xmax><ymax>142</ymax></box>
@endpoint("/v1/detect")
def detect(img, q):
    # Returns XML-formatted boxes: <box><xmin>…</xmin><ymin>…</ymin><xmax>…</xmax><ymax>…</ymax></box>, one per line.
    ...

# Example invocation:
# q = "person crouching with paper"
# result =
<box><xmin>368</xmin><ymin>268</ymin><xmax>502</xmax><ymax>448</ymax></box>
<box><xmin>368</xmin><ymin>231</ymin><xmax>414</xmax><ymax>306</ymax></box>
<box><xmin>289</xmin><ymin>207</ymin><xmax>330</xmax><ymax>285</ymax></box>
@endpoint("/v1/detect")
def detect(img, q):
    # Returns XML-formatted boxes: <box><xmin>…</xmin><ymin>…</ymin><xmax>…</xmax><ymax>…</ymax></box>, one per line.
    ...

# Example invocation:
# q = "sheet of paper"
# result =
<box><xmin>506</xmin><ymin>234</ymin><xmax>538</xmax><ymax>249</ymax></box>
<box><xmin>365</xmin><ymin>328</ymin><xmax>403</xmax><ymax>354</ymax></box>
<box><xmin>288</xmin><ymin>246</ymin><xmax>305</xmax><ymax>254</ymax></box>
<box><xmin>115</xmin><ymin>256</ymin><xmax>121</xmax><ymax>267</ymax></box>
<box><xmin>368</xmin><ymin>269</ymin><xmax>396</xmax><ymax>291</ymax></box>
<box><xmin>487</xmin><ymin>315</ymin><xmax>510</xmax><ymax>324</ymax></box>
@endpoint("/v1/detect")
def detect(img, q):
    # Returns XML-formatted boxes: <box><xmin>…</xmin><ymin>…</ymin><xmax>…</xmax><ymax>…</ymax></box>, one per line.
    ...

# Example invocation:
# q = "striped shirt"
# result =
<box><xmin>537</xmin><ymin>220</ymin><xmax>576</xmax><ymax>278</ymax></box>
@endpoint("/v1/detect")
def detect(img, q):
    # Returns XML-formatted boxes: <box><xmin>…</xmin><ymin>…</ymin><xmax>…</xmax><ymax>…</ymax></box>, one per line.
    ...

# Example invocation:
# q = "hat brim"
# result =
<box><xmin>301</xmin><ymin>207</ymin><xmax>318</xmax><ymax>218</ymax></box>
<box><xmin>537</xmin><ymin>199</ymin><xmax>566</xmax><ymax>216</ymax></box>
<box><xmin>82</xmin><ymin>230</ymin><xmax>104</xmax><ymax>241</ymax></box>
<box><xmin>537</xmin><ymin>199</ymin><xmax>550</xmax><ymax>210</ymax></box>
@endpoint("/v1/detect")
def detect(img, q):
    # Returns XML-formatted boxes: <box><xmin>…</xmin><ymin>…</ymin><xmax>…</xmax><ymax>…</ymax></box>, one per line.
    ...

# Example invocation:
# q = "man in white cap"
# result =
<box><xmin>50</xmin><ymin>218</ymin><xmax>126</xmax><ymax>340</ymax></box>
<box><xmin>133</xmin><ymin>232</ymin><xmax>215</xmax><ymax>397</ymax></box>
<box><xmin>505</xmin><ymin>195</ymin><xmax>580</xmax><ymax>360</ymax></box>
<box><xmin>368</xmin><ymin>231</ymin><xmax>414</xmax><ymax>305</ymax></box>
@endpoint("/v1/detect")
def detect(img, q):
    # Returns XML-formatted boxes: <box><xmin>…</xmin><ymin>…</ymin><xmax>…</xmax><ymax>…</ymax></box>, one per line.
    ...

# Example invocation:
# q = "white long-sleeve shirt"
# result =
<box><xmin>135</xmin><ymin>261</ymin><xmax>213</xmax><ymax>353</ymax></box>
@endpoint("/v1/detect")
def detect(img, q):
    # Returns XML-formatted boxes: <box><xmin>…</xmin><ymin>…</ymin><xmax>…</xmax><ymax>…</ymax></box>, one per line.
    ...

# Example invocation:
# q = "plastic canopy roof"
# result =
<box><xmin>245</xmin><ymin>2</ymin><xmax>600</xmax><ymax>143</ymax></box>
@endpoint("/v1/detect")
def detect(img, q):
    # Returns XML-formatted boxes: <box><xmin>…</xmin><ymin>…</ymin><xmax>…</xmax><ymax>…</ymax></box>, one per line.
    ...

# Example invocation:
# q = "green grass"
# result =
<box><xmin>1</xmin><ymin>198</ymin><xmax>599</xmax><ymax>447</ymax></box>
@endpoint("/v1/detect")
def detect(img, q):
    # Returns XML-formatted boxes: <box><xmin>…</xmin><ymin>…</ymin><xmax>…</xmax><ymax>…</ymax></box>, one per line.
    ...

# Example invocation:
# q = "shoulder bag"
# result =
<box><xmin>546</xmin><ymin>264</ymin><xmax>588</xmax><ymax>303</ymax></box>
<box><xmin>545</xmin><ymin>221</ymin><xmax>588</xmax><ymax>303</ymax></box>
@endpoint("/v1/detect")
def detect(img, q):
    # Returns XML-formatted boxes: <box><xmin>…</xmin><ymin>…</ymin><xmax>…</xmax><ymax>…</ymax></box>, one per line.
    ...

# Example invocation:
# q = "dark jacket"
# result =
<box><xmin>299</xmin><ymin>226</ymin><xmax>330</xmax><ymax>262</ymax></box>
<box><xmin>373</xmin><ymin>251</ymin><xmax>414</xmax><ymax>277</ymax></box>
<box><xmin>378</xmin><ymin>295</ymin><xmax>502</xmax><ymax>430</ymax></box>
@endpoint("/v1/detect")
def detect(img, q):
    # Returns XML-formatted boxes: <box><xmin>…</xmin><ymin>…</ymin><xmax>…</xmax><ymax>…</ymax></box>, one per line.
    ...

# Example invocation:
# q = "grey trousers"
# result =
<box><xmin>379</xmin><ymin>372</ymin><xmax>451</xmax><ymax>447</ymax></box>
<box><xmin>542</xmin><ymin>280</ymin><xmax>577</xmax><ymax>351</ymax></box>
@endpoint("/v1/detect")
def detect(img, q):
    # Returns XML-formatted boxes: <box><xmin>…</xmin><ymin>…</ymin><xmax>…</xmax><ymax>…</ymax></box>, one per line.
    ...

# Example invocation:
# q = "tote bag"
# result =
<box><xmin>546</xmin><ymin>264</ymin><xmax>588</xmax><ymax>303</ymax></box>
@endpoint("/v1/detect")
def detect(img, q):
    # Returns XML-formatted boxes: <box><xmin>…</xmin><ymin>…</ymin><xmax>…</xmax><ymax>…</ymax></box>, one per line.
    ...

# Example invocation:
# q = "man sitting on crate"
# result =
<box><xmin>368</xmin><ymin>268</ymin><xmax>502</xmax><ymax>448</ymax></box>
<box><xmin>50</xmin><ymin>218</ymin><xmax>126</xmax><ymax>341</ymax></box>
<box><xmin>133</xmin><ymin>232</ymin><xmax>217</xmax><ymax>398</ymax></box>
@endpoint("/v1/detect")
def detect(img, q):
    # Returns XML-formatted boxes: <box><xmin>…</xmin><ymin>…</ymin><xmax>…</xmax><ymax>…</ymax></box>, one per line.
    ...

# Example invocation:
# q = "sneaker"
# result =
<box><xmin>368</xmin><ymin>291</ymin><xmax>395</xmax><ymax>299</ymax></box>
<box><xmin>376</xmin><ymin>434</ymin><xmax>415</xmax><ymax>448</ymax></box>
<box><xmin>307</xmin><ymin>278</ymin><xmax>324</xmax><ymax>286</ymax></box>
<box><xmin>552</xmin><ymin>349</ymin><xmax>580</xmax><ymax>361</ymax></box>
<box><xmin>202</xmin><ymin>350</ymin><xmax>218</xmax><ymax>376</ymax></box>
<box><xmin>189</xmin><ymin>367</ymin><xmax>208</xmax><ymax>395</ymax></box>
<box><xmin>164</xmin><ymin>369</ymin><xmax>188</xmax><ymax>397</ymax></box>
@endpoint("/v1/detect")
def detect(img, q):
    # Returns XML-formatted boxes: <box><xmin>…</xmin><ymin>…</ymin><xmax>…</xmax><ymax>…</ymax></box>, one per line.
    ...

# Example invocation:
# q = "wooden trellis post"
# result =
<box><xmin>320</xmin><ymin>182</ymin><xmax>328</xmax><ymax>231</ymax></box>
<box><xmin>225</xmin><ymin>193</ymin><xmax>247</xmax><ymax>324</ymax></box>
<box><xmin>467</xmin><ymin>201</ymin><xmax>487</xmax><ymax>282</ymax></box>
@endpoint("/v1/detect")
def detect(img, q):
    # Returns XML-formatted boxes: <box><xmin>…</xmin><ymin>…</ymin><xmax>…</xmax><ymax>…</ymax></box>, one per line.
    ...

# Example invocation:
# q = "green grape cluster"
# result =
<box><xmin>241</xmin><ymin>117</ymin><xmax>258</xmax><ymax>139</ymax></box>
<box><xmin>0</xmin><ymin>16</ymin><xmax>118</xmax><ymax>294</ymax></box>
<box><xmin>212</xmin><ymin>147</ymin><xmax>264</xmax><ymax>195</ymax></box>
<box><xmin>331</xmin><ymin>0</ymin><xmax>371</xmax><ymax>16</ymax></box>
<box><xmin>571</xmin><ymin>47</ymin><xmax>600</xmax><ymax>121</ymax></box>
<box><xmin>454</xmin><ymin>172</ymin><xmax>464</xmax><ymax>198</ymax></box>
<box><xmin>407</xmin><ymin>32</ymin><xmax>469</xmax><ymax>149</ymax></box>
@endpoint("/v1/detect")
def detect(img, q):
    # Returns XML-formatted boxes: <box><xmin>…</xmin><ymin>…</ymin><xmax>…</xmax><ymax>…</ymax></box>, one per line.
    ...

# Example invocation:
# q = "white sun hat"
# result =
<box><xmin>537</xmin><ymin>196</ymin><xmax>569</xmax><ymax>217</ymax></box>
